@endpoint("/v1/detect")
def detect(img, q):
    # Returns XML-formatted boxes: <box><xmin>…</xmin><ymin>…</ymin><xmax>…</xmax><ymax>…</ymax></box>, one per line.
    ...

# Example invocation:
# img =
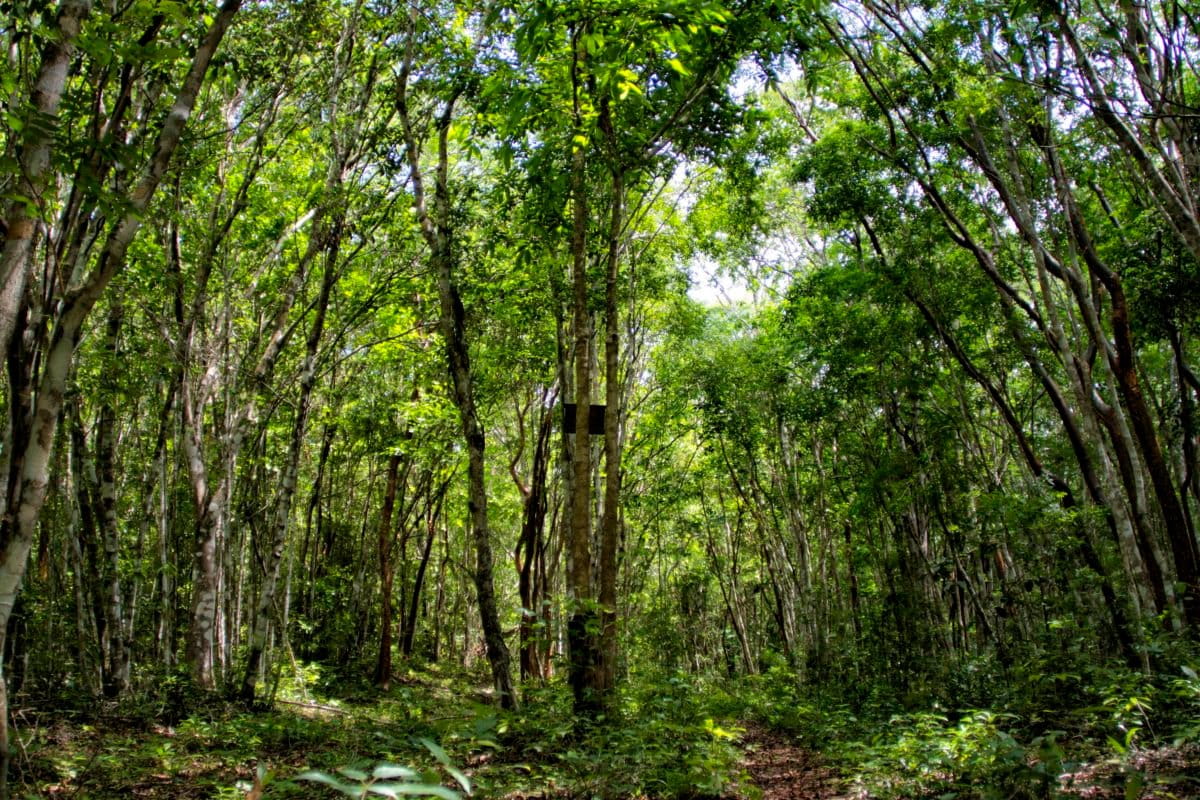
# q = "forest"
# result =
<box><xmin>1</xmin><ymin>0</ymin><xmax>1199</xmax><ymax>797</ymax></box>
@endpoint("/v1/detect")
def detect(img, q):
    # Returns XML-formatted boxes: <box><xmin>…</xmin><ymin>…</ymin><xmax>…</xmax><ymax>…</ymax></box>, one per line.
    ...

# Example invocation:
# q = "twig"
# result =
<box><xmin>275</xmin><ymin>700</ymin><xmax>349</xmax><ymax>715</ymax></box>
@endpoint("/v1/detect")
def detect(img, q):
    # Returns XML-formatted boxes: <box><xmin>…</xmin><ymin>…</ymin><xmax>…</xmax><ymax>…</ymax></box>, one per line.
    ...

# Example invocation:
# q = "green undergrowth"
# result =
<box><xmin>20</xmin><ymin>646</ymin><xmax>1200</xmax><ymax>799</ymax></box>
<box><xmin>724</xmin><ymin>645</ymin><xmax>1200</xmax><ymax>800</ymax></box>
<box><xmin>14</xmin><ymin>661</ymin><xmax>747</xmax><ymax>799</ymax></box>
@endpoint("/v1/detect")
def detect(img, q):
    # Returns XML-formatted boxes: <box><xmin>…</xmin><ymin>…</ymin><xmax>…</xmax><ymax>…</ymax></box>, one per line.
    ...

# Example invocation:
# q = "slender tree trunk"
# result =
<box><xmin>433</xmin><ymin>525</ymin><xmax>449</xmax><ymax>663</ymax></box>
<box><xmin>300</xmin><ymin>421</ymin><xmax>336</xmax><ymax>620</ymax></box>
<box><xmin>597</xmin><ymin>154</ymin><xmax>623</xmax><ymax>703</ymax></box>
<box><xmin>185</xmin><ymin>481</ymin><xmax>227</xmax><ymax>688</ymax></box>
<box><xmin>0</xmin><ymin>4</ymin><xmax>240</xmax><ymax>790</ymax></box>
<box><xmin>155</xmin><ymin>406</ymin><xmax>176</xmax><ymax>667</ymax></box>
<box><xmin>240</xmin><ymin>239</ymin><xmax>336</xmax><ymax>705</ymax></box>
<box><xmin>517</xmin><ymin>406</ymin><xmax>553</xmax><ymax>682</ymax></box>
<box><xmin>402</xmin><ymin>489</ymin><xmax>443</xmax><ymax>657</ymax></box>
<box><xmin>1170</xmin><ymin>329</ymin><xmax>1200</xmax><ymax>521</ymax></box>
<box><xmin>373</xmin><ymin>454</ymin><xmax>402</xmax><ymax>688</ymax></box>
<box><xmin>843</xmin><ymin>522</ymin><xmax>862</xmax><ymax>640</ymax></box>
<box><xmin>397</xmin><ymin>39</ymin><xmax>514</xmax><ymax>708</ymax></box>
<box><xmin>90</xmin><ymin>303</ymin><xmax>131</xmax><ymax>697</ymax></box>
<box><xmin>70</xmin><ymin>406</ymin><xmax>106</xmax><ymax>691</ymax></box>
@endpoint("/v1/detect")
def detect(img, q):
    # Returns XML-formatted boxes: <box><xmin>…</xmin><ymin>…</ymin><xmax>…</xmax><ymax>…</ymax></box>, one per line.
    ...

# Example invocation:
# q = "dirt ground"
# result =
<box><xmin>736</xmin><ymin>723</ymin><xmax>852</xmax><ymax>800</ymax></box>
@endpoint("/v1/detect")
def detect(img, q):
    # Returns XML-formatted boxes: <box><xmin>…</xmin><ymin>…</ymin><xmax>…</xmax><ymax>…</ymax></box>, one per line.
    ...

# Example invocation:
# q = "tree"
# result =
<box><xmin>395</xmin><ymin>2</ymin><xmax>517</xmax><ymax>709</ymax></box>
<box><xmin>777</xmin><ymin>0</ymin><xmax>1199</xmax><ymax>629</ymax></box>
<box><xmin>0</xmin><ymin>2</ymin><xmax>240</xmax><ymax>791</ymax></box>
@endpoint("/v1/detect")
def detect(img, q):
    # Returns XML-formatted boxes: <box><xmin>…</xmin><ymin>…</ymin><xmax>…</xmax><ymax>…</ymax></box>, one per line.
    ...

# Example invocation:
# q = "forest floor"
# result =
<box><xmin>26</xmin><ymin>709</ymin><xmax>1200</xmax><ymax>800</ymax></box>
<box><xmin>733</xmin><ymin>729</ymin><xmax>1200</xmax><ymax>800</ymax></box>
<box><xmin>735</xmin><ymin>723</ymin><xmax>850</xmax><ymax>800</ymax></box>
<box><xmin>11</xmin><ymin>663</ymin><xmax>1200</xmax><ymax>799</ymax></box>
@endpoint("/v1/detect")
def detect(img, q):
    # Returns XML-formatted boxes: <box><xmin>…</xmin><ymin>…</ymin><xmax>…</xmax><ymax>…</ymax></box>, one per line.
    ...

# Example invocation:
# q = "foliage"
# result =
<box><xmin>295</xmin><ymin>739</ymin><xmax>469</xmax><ymax>800</ymax></box>
<box><xmin>850</xmin><ymin>711</ymin><xmax>1068</xmax><ymax>800</ymax></box>
<box><xmin>14</xmin><ymin>662</ymin><xmax>756</xmax><ymax>798</ymax></box>
<box><xmin>3</xmin><ymin>0</ymin><xmax>1200</xmax><ymax>796</ymax></box>
<box><xmin>723</xmin><ymin>647</ymin><xmax>1200</xmax><ymax>800</ymax></box>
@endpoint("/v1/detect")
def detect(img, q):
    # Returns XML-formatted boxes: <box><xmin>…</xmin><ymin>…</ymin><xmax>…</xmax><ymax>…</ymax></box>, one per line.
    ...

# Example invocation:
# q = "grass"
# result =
<box><xmin>11</xmin><ymin>661</ymin><xmax>746</xmax><ymax>799</ymax></box>
<box><xmin>16</xmin><ymin>653</ymin><xmax>1200</xmax><ymax>799</ymax></box>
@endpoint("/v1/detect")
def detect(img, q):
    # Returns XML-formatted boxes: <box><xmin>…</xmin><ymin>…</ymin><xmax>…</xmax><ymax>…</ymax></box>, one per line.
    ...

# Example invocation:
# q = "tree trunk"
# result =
<box><xmin>373</xmin><ymin>454</ymin><xmax>403</xmax><ymax>688</ymax></box>
<box><xmin>69</xmin><ymin>405</ymin><xmax>106</xmax><ymax>692</ymax></box>
<box><xmin>517</xmin><ymin>405</ymin><xmax>553</xmax><ymax>682</ymax></box>
<box><xmin>93</xmin><ymin>304</ymin><xmax>131</xmax><ymax>697</ymax></box>
<box><xmin>597</xmin><ymin>148</ymin><xmax>624</xmax><ymax>703</ymax></box>
<box><xmin>566</xmin><ymin>27</ymin><xmax>599</xmax><ymax>714</ymax></box>
<box><xmin>241</xmin><ymin>238</ymin><xmax>336</xmax><ymax>705</ymax></box>
<box><xmin>397</xmin><ymin>37</ymin><xmax>514</xmax><ymax>708</ymax></box>
<box><xmin>402</xmin><ymin>489</ymin><xmax>443</xmax><ymax>657</ymax></box>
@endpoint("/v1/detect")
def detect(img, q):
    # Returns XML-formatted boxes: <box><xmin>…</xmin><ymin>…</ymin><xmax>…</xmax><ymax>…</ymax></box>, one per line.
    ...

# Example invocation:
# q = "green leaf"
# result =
<box><xmin>418</xmin><ymin>738</ymin><xmax>471</xmax><ymax>794</ymax></box>
<box><xmin>296</xmin><ymin>771</ymin><xmax>357</xmax><ymax>794</ymax></box>
<box><xmin>1124</xmin><ymin>771</ymin><xmax>1144</xmax><ymax>800</ymax></box>
<box><xmin>370</xmin><ymin>783</ymin><xmax>460</xmax><ymax>800</ymax></box>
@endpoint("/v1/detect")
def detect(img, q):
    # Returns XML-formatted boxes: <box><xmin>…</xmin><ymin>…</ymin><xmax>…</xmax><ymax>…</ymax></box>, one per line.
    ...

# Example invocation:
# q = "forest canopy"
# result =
<box><xmin>1</xmin><ymin>0</ymin><xmax>1199</xmax><ymax>797</ymax></box>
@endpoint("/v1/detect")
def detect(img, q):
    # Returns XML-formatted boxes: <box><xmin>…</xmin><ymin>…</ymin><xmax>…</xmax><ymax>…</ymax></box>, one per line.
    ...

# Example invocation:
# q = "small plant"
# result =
<box><xmin>854</xmin><ymin>710</ymin><xmax>1074</xmax><ymax>799</ymax></box>
<box><xmin>297</xmin><ymin>764</ymin><xmax>462</xmax><ymax>799</ymax></box>
<box><xmin>1167</xmin><ymin>664</ymin><xmax>1200</xmax><ymax>744</ymax></box>
<box><xmin>296</xmin><ymin>738</ymin><xmax>471</xmax><ymax>800</ymax></box>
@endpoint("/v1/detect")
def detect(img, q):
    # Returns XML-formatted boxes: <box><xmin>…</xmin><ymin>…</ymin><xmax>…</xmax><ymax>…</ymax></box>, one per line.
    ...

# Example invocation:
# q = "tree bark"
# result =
<box><xmin>373</xmin><ymin>454</ymin><xmax>402</xmax><ymax>688</ymax></box>
<box><xmin>397</xmin><ymin>32</ymin><xmax>515</xmax><ymax>708</ymax></box>
<box><xmin>565</xmin><ymin>25</ymin><xmax>600</xmax><ymax>715</ymax></box>
<box><xmin>241</xmin><ymin>235</ymin><xmax>337</xmax><ymax>705</ymax></box>
<box><xmin>596</xmin><ymin>112</ymin><xmax>624</xmax><ymax>702</ymax></box>
<box><xmin>0</xmin><ymin>3</ymin><xmax>240</xmax><ymax>792</ymax></box>
<box><xmin>517</xmin><ymin>404</ymin><xmax>553</xmax><ymax>682</ymax></box>
<box><xmin>402</xmin><ymin>488</ymin><xmax>444</xmax><ymax>658</ymax></box>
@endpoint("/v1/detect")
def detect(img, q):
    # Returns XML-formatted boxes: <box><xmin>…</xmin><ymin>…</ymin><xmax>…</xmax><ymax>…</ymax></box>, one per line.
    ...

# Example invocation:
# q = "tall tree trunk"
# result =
<box><xmin>152</xmin><ymin>379</ymin><xmax>178</xmax><ymax>668</ymax></box>
<box><xmin>566</xmin><ymin>27</ymin><xmax>599</xmax><ymax>714</ymax></box>
<box><xmin>597</xmin><ymin>138</ymin><xmax>624</xmax><ymax>703</ymax></box>
<box><xmin>397</xmin><ymin>34</ymin><xmax>514</xmax><ymax>709</ymax></box>
<box><xmin>0</xmin><ymin>3</ymin><xmax>240</xmax><ymax>791</ymax></box>
<box><xmin>240</xmin><ymin>237</ymin><xmax>337</xmax><ymax>705</ymax></box>
<box><xmin>373</xmin><ymin>454</ymin><xmax>402</xmax><ymax>689</ymax></box>
<box><xmin>96</xmin><ymin>303</ymin><xmax>130</xmax><ymax>697</ymax></box>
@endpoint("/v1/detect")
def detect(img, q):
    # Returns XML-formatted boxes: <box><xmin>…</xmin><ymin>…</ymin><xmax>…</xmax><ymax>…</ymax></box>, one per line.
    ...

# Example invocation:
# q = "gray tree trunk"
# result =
<box><xmin>397</xmin><ymin>33</ymin><xmax>515</xmax><ymax>708</ymax></box>
<box><xmin>0</xmin><ymin>3</ymin><xmax>240</xmax><ymax>793</ymax></box>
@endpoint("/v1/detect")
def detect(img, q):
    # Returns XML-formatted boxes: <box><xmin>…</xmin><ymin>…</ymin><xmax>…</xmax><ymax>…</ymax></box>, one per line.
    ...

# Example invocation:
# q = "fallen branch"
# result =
<box><xmin>275</xmin><ymin>700</ymin><xmax>349</xmax><ymax>715</ymax></box>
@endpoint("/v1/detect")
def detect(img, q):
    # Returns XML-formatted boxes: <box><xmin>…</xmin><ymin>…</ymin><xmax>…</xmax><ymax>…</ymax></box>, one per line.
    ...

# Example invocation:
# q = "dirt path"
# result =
<box><xmin>737</xmin><ymin>723</ymin><xmax>851</xmax><ymax>800</ymax></box>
